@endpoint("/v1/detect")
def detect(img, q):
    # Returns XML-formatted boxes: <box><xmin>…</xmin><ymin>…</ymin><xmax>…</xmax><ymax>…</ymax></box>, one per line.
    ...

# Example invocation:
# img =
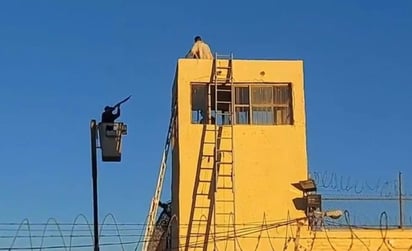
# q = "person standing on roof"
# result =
<box><xmin>186</xmin><ymin>36</ymin><xmax>213</xmax><ymax>59</ymax></box>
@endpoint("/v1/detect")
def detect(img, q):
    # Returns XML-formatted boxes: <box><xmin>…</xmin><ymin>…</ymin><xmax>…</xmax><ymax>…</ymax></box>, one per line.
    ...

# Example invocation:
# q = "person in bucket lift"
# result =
<box><xmin>101</xmin><ymin>105</ymin><xmax>120</xmax><ymax>123</ymax></box>
<box><xmin>101</xmin><ymin>95</ymin><xmax>131</xmax><ymax>130</ymax></box>
<box><xmin>186</xmin><ymin>36</ymin><xmax>213</xmax><ymax>59</ymax></box>
<box><xmin>101</xmin><ymin>95</ymin><xmax>131</xmax><ymax>123</ymax></box>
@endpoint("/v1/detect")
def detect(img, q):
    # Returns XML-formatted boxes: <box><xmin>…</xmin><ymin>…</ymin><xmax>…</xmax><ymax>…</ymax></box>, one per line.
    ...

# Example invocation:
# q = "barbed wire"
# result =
<box><xmin>1</xmin><ymin>211</ymin><xmax>412</xmax><ymax>250</ymax></box>
<box><xmin>67</xmin><ymin>213</ymin><xmax>92</xmax><ymax>251</ymax></box>
<box><xmin>1</xmin><ymin>172</ymin><xmax>412</xmax><ymax>250</ymax></box>
<box><xmin>310</xmin><ymin>171</ymin><xmax>411</xmax><ymax>196</ymax></box>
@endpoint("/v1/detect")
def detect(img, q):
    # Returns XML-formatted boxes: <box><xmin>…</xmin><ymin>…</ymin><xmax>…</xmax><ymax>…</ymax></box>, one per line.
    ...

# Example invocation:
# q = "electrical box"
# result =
<box><xmin>98</xmin><ymin>122</ymin><xmax>127</xmax><ymax>162</ymax></box>
<box><xmin>306</xmin><ymin>194</ymin><xmax>322</xmax><ymax>213</ymax></box>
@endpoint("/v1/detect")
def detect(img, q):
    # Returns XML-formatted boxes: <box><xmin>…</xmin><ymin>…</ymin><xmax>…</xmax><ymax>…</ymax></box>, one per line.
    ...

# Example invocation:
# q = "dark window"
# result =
<box><xmin>191</xmin><ymin>84</ymin><xmax>207</xmax><ymax>124</ymax></box>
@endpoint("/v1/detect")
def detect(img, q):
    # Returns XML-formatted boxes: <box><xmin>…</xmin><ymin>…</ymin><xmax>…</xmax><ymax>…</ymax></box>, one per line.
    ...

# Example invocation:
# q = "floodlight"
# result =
<box><xmin>324</xmin><ymin>210</ymin><xmax>343</xmax><ymax>219</ymax></box>
<box><xmin>297</xmin><ymin>179</ymin><xmax>317</xmax><ymax>193</ymax></box>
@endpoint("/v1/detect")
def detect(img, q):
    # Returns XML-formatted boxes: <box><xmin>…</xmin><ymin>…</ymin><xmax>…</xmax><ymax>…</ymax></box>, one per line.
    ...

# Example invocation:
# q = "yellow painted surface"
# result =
<box><xmin>170</xmin><ymin>58</ymin><xmax>412</xmax><ymax>250</ymax></box>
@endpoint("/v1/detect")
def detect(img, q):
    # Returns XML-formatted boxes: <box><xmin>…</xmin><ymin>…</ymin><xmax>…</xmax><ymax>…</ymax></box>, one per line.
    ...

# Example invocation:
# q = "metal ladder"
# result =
<box><xmin>142</xmin><ymin>104</ymin><xmax>176</xmax><ymax>251</ymax></box>
<box><xmin>184</xmin><ymin>54</ymin><xmax>237</xmax><ymax>250</ymax></box>
<box><xmin>184</xmin><ymin>122</ymin><xmax>216</xmax><ymax>250</ymax></box>
<box><xmin>211</xmin><ymin>53</ymin><xmax>236</xmax><ymax>250</ymax></box>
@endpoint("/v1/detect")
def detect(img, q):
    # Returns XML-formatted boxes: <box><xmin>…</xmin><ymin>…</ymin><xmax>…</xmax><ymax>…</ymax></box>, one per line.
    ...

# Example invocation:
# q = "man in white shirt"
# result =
<box><xmin>186</xmin><ymin>36</ymin><xmax>213</xmax><ymax>59</ymax></box>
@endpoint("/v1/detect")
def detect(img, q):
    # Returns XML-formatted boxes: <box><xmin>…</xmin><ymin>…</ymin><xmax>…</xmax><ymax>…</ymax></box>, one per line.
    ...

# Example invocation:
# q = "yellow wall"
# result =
<box><xmin>171</xmin><ymin>58</ymin><xmax>308</xmax><ymax>250</ymax></box>
<box><xmin>169</xmin><ymin>59</ymin><xmax>412</xmax><ymax>250</ymax></box>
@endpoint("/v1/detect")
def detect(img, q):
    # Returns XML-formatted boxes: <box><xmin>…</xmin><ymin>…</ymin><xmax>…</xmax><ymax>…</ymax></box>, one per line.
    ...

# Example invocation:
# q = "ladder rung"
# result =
<box><xmin>199</xmin><ymin>179</ymin><xmax>212</xmax><ymax>182</ymax></box>
<box><xmin>217</xmin><ymin>186</ymin><xmax>233</xmax><ymax>189</ymax></box>
<box><xmin>216</xmin><ymin>199</ymin><xmax>234</xmax><ymax>203</ymax></box>
<box><xmin>200</xmin><ymin>167</ymin><xmax>213</xmax><ymax>170</ymax></box>
<box><xmin>218</xmin><ymin>174</ymin><xmax>233</xmax><ymax>177</ymax></box>
<box><xmin>217</xmin><ymin>161</ymin><xmax>233</xmax><ymax>165</ymax></box>
<box><xmin>215</xmin><ymin>212</ymin><xmax>234</xmax><ymax>216</ymax></box>
<box><xmin>217</xmin><ymin>136</ymin><xmax>232</xmax><ymax>140</ymax></box>
<box><xmin>216</xmin><ymin>101</ymin><xmax>232</xmax><ymax>104</ymax></box>
<box><xmin>215</xmin><ymin>225</ymin><xmax>234</xmax><ymax>229</ymax></box>
<box><xmin>216</xmin><ymin>89</ymin><xmax>232</xmax><ymax>92</ymax></box>
<box><xmin>216</xmin><ymin>66</ymin><xmax>231</xmax><ymax>69</ymax></box>
<box><xmin>216</xmin><ymin>161</ymin><xmax>233</xmax><ymax>165</ymax></box>
<box><xmin>191</xmin><ymin>219</ymin><xmax>208</xmax><ymax>222</ymax></box>
<box><xmin>196</xmin><ymin>193</ymin><xmax>210</xmax><ymax>196</ymax></box>
<box><xmin>215</xmin><ymin>225</ymin><xmax>235</xmax><ymax>228</ymax></box>
<box><xmin>217</xmin><ymin>149</ymin><xmax>232</xmax><ymax>153</ymax></box>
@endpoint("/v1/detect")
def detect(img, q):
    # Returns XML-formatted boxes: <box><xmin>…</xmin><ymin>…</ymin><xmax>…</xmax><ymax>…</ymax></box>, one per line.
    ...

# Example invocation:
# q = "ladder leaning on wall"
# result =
<box><xmin>210</xmin><ymin>53</ymin><xmax>237</xmax><ymax>250</ymax></box>
<box><xmin>142</xmin><ymin>103</ymin><xmax>176</xmax><ymax>251</ymax></box>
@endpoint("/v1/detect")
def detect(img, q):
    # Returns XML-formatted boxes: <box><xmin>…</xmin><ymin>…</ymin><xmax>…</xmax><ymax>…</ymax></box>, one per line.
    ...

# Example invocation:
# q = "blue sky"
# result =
<box><xmin>0</xmin><ymin>0</ymin><xmax>412</xmax><ymax>248</ymax></box>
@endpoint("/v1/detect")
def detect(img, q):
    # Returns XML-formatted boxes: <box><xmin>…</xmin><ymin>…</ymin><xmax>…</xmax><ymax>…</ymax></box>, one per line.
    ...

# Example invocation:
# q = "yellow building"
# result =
<box><xmin>165</xmin><ymin>57</ymin><xmax>412</xmax><ymax>251</ymax></box>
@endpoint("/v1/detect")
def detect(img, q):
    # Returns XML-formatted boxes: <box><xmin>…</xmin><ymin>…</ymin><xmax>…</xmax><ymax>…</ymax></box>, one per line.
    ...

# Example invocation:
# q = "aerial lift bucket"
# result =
<box><xmin>98</xmin><ymin>122</ymin><xmax>127</xmax><ymax>162</ymax></box>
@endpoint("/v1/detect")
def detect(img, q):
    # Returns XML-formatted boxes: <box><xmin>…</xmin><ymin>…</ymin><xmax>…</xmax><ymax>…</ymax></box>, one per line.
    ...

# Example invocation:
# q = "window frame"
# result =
<box><xmin>190</xmin><ymin>82</ymin><xmax>294</xmax><ymax>126</ymax></box>
<box><xmin>190</xmin><ymin>83</ymin><xmax>209</xmax><ymax>124</ymax></box>
<box><xmin>234</xmin><ymin>83</ymin><xmax>293</xmax><ymax>125</ymax></box>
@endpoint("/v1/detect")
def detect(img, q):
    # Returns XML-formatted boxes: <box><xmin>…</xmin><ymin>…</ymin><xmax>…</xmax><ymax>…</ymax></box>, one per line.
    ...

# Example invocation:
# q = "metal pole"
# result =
<box><xmin>90</xmin><ymin>120</ymin><xmax>100</xmax><ymax>251</ymax></box>
<box><xmin>398</xmin><ymin>171</ymin><xmax>403</xmax><ymax>229</ymax></box>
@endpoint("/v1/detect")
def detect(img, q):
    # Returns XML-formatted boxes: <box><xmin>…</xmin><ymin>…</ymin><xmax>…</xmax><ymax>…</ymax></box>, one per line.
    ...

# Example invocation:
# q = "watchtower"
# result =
<box><xmin>170</xmin><ymin>56</ymin><xmax>308</xmax><ymax>250</ymax></box>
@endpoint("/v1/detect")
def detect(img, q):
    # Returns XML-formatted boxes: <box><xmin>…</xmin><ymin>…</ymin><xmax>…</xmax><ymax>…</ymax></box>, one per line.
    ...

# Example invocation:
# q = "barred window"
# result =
<box><xmin>234</xmin><ymin>84</ymin><xmax>293</xmax><ymax>125</ymax></box>
<box><xmin>234</xmin><ymin>87</ymin><xmax>250</xmax><ymax>124</ymax></box>
<box><xmin>191</xmin><ymin>83</ymin><xmax>293</xmax><ymax>125</ymax></box>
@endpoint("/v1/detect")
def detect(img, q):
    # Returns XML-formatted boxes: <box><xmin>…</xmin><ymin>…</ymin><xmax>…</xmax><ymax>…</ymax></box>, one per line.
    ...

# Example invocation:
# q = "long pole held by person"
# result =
<box><xmin>114</xmin><ymin>95</ymin><xmax>131</xmax><ymax>108</ymax></box>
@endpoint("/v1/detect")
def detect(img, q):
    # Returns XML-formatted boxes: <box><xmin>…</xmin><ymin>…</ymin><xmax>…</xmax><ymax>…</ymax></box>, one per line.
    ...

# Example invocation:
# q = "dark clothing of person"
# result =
<box><xmin>101</xmin><ymin>107</ymin><xmax>120</xmax><ymax>123</ymax></box>
<box><xmin>159</xmin><ymin>201</ymin><xmax>172</xmax><ymax>218</ymax></box>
